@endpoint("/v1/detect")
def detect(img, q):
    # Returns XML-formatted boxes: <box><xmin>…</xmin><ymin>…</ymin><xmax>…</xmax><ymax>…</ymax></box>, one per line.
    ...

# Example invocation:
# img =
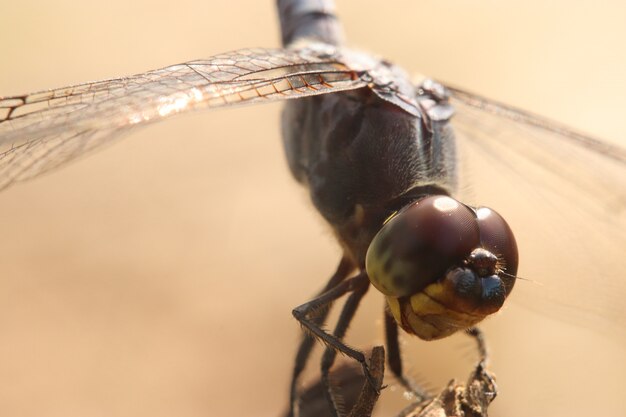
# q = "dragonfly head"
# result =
<box><xmin>365</xmin><ymin>195</ymin><xmax>518</xmax><ymax>340</ymax></box>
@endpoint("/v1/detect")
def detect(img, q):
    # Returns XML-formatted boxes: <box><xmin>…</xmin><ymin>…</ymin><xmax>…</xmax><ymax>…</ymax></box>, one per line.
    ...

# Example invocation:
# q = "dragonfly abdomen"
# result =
<box><xmin>277</xmin><ymin>0</ymin><xmax>344</xmax><ymax>47</ymax></box>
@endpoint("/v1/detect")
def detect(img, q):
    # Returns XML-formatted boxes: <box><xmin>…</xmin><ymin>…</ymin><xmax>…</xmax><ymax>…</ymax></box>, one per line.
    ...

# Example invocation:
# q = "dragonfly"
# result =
<box><xmin>1</xmin><ymin>1</ymin><xmax>625</xmax><ymax>417</ymax></box>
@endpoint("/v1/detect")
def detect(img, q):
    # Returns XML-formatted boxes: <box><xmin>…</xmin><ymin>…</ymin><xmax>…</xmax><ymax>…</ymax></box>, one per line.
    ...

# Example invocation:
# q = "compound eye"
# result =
<box><xmin>366</xmin><ymin>196</ymin><xmax>480</xmax><ymax>297</ymax></box>
<box><xmin>475</xmin><ymin>207</ymin><xmax>519</xmax><ymax>294</ymax></box>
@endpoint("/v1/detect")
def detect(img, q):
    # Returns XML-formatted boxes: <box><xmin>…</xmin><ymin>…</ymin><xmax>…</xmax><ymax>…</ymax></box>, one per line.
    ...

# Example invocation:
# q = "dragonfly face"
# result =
<box><xmin>1</xmin><ymin>2</ymin><xmax>625</xmax><ymax>417</ymax></box>
<box><xmin>366</xmin><ymin>196</ymin><xmax>518</xmax><ymax>340</ymax></box>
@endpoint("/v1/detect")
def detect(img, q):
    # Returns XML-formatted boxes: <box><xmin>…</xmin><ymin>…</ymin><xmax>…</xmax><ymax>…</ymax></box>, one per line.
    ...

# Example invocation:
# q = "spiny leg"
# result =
<box><xmin>384</xmin><ymin>308</ymin><xmax>429</xmax><ymax>401</ymax></box>
<box><xmin>319</xmin><ymin>274</ymin><xmax>371</xmax><ymax>417</ymax></box>
<box><xmin>292</xmin><ymin>273</ymin><xmax>375</xmax><ymax>416</ymax></box>
<box><xmin>289</xmin><ymin>257</ymin><xmax>355</xmax><ymax>417</ymax></box>
<box><xmin>292</xmin><ymin>273</ymin><xmax>371</xmax><ymax>363</ymax></box>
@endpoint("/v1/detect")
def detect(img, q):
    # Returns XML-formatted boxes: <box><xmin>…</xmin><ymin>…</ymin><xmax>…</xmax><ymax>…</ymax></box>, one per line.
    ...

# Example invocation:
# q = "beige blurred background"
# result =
<box><xmin>1</xmin><ymin>1</ymin><xmax>625</xmax><ymax>416</ymax></box>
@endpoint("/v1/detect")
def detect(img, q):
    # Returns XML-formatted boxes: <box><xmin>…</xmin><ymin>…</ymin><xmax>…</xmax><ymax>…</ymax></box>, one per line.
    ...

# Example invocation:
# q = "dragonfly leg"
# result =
<box><xmin>319</xmin><ymin>274</ymin><xmax>373</xmax><ymax>417</ymax></box>
<box><xmin>466</xmin><ymin>327</ymin><xmax>488</xmax><ymax>364</ymax></box>
<box><xmin>285</xmin><ymin>347</ymin><xmax>385</xmax><ymax>417</ymax></box>
<box><xmin>292</xmin><ymin>272</ymin><xmax>377</xmax><ymax>417</ymax></box>
<box><xmin>288</xmin><ymin>257</ymin><xmax>355</xmax><ymax>417</ymax></box>
<box><xmin>384</xmin><ymin>308</ymin><xmax>430</xmax><ymax>402</ymax></box>
<box><xmin>466</xmin><ymin>327</ymin><xmax>498</xmax><ymax>401</ymax></box>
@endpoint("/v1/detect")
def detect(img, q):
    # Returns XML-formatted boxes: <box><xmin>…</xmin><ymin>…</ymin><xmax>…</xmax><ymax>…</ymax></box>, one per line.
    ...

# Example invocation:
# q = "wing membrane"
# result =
<box><xmin>0</xmin><ymin>47</ymin><xmax>366</xmax><ymax>190</ymax></box>
<box><xmin>448</xmin><ymin>86</ymin><xmax>626</xmax><ymax>340</ymax></box>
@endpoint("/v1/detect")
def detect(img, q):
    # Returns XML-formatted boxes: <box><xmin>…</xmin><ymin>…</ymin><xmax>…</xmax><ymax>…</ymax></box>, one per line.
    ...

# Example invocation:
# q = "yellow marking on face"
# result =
<box><xmin>418</xmin><ymin>285</ymin><xmax>484</xmax><ymax>326</ymax></box>
<box><xmin>386</xmin><ymin>296</ymin><xmax>440</xmax><ymax>339</ymax></box>
<box><xmin>401</xmin><ymin>304</ymin><xmax>441</xmax><ymax>340</ymax></box>
<box><xmin>410</xmin><ymin>286</ymin><xmax>450</xmax><ymax>316</ymax></box>
<box><xmin>385</xmin><ymin>281</ymin><xmax>487</xmax><ymax>341</ymax></box>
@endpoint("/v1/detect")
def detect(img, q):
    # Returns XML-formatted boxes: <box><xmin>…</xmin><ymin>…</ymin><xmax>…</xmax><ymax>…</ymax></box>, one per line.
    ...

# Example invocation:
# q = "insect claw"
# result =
<box><xmin>360</xmin><ymin>362</ymin><xmax>381</xmax><ymax>394</ymax></box>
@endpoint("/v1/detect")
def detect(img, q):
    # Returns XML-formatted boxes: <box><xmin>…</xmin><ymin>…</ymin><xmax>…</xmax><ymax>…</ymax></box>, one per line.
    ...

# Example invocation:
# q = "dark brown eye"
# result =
<box><xmin>473</xmin><ymin>206</ymin><xmax>519</xmax><ymax>294</ymax></box>
<box><xmin>366</xmin><ymin>195</ymin><xmax>480</xmax><ymax>297</ymax></box>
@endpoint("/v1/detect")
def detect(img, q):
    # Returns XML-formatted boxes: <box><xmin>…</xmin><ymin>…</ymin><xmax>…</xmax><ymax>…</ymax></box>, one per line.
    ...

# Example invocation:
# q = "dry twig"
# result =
<box><xmin>284</xmin><ymin>348</ymin><xmax>496</xmax><ymax>417</ymax></box>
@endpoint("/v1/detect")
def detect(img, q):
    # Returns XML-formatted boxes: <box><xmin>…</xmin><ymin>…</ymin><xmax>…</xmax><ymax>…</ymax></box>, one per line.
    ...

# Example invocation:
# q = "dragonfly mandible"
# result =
<box><xmin>1</xmin><ymin>1</ymin><xmax>625</xmax><ymax>417</ymax></box>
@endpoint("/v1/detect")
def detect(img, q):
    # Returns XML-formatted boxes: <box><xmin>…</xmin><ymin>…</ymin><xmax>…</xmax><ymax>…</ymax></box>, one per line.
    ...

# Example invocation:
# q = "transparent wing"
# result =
<box><xmin>0</xmin><ymin>47</ymin><xmax>366</xmax><ymax>191</ymax></box>
<box><xmin>447</xmin><ymin>86</ymin><xmax>626</xmax><ymax>341</ymax></box>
